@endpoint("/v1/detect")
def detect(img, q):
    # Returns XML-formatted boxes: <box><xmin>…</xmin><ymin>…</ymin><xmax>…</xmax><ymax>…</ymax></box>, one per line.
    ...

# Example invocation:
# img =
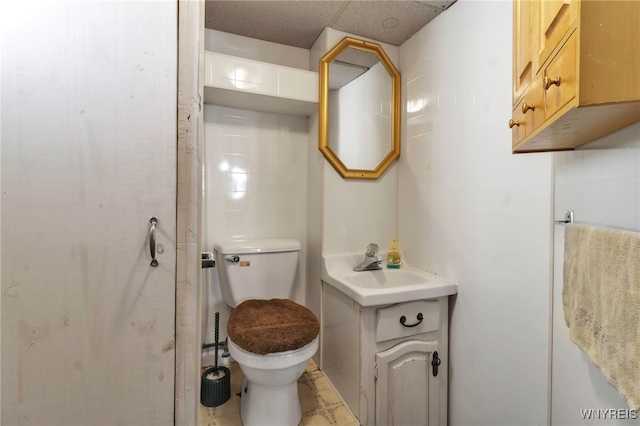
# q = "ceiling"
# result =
<box><xmin>205</xmin><ymin>0</ymin><xmax>457</xmax><ymax>49</ymax></box>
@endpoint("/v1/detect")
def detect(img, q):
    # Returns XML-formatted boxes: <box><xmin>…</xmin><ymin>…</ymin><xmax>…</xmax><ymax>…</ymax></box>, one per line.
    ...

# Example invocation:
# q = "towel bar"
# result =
<box><xmin>555</xmin><ymin>210</ymin><xmax>575</xmax><ymax>224</ymax></box>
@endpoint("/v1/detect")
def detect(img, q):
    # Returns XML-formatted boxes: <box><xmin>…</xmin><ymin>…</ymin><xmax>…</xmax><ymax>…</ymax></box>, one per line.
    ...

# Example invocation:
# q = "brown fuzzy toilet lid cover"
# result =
<box><xmin>227</xmin><ymin>298</ymin><xmax>320</xmax><ymax>355</ymax></box>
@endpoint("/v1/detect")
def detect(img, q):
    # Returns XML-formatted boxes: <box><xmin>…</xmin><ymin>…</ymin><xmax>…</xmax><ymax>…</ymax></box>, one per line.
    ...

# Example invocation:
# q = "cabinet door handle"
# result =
<box><xmin>508</xmin><ymin>119</ymin><xmax>521</xmax><ymax>128</ymax></box>
<box><xmin>521</xmin><ymin>102</ymin><xmax>535</xmax><ymax>114</ymax></box>
<box><xmin>431</xmin><ymin>351</ymin><xmax>441</xmax><ymax>376</ymax></box>
<box><xmin>149</xmin><ymin>217</ymin><xmax>158</xmax><ymax>267</ymax></box>
<box><xmin>399</xmin><ymin>312</ymin><xmax>423</xmax><ymax>327</ymax></box>
<box><xmin>544</xmin><ymin>75</ymin><xmax>561</xmax><ymax>90</ymax></box>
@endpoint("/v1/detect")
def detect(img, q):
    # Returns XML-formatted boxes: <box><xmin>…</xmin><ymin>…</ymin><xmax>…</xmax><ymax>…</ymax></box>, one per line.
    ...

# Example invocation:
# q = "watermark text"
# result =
<box><xmin>580</xmin><ymin>409</ymin><xmax>638</xmax><ymax>420</ymax></box>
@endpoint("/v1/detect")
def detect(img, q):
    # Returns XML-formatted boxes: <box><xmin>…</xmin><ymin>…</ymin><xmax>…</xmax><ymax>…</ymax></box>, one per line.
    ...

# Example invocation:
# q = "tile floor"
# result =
<box><xmin>199</xmin><ymin>360</ymin><xmax>358</xmax><ymax>426</ymax></box>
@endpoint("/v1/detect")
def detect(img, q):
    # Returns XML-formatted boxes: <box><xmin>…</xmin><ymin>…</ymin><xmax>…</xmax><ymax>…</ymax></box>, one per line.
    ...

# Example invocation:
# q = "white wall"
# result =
<box><xmin>205</xmin><ymin>29</ymin><xmax>310</xmax><ymax>70</ymax></box>
<box><xmin>399</xmin><ymin>1</ymin><xmax>553</xmax><ymax>424</ymax></box>
<box><xmin>306</xmin><ymin>112</ymin><xmax>324</xmax><ymax>345</ymax></box>
<box><xmin>306</xmin><ymin>33</ymin><xmax>327</xmax><ymax>360</ymax></box>
<box><xmin>552</xmin><ymin>123</ymin><xmax>640</xmax><ymax>425</ymax></box>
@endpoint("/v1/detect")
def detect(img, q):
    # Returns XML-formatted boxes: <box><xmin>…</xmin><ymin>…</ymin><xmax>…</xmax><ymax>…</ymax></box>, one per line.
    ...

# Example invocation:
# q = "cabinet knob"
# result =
<box><xmin>521</xmin><ymin>102</ymin><xmax>535</xmax><ymax>114</ymax></box>
<box><xmin>508</xmin><ymin>119</ymin><xmax>522</xmax><ymax>128</ymax></box>
<box><xmin>544</xmin><ymin>75</ymin><xmax>561</xmax><ymax>90</ymax></box>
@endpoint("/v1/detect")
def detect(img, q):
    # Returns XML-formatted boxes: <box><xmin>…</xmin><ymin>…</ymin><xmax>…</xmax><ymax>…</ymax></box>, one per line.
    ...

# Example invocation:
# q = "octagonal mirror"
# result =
<box><xmin>318</xmin><ymin>37</ymin><xmax>401</xmax><ymax>179</ymax></box>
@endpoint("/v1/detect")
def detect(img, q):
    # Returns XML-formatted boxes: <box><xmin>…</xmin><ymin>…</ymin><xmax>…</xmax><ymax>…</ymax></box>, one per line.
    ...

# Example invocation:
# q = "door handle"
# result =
<box><xmin>149</xmin><ymin>217</ymin><xmax>158</xmax><ymax>267</ymax></box>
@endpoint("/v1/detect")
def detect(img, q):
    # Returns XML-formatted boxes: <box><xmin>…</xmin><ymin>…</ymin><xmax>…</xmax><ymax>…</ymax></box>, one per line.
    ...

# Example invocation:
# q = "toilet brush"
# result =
<box><xmin>200</xmin><ymin>312</ymin><xmax>231</xmax><ymax>407</ymax></box>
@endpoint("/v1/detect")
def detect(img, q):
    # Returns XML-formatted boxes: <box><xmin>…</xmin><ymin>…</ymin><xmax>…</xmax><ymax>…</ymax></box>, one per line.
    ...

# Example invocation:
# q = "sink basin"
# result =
<box><xmin>345</xmin><ymin>269</ymin><xmax>428</xmax><ymax>288</ymax></box>
<box><xmin>322</xmin><ymin>253</ymin><xmax>457</xmax><ymax>306</ymax></box>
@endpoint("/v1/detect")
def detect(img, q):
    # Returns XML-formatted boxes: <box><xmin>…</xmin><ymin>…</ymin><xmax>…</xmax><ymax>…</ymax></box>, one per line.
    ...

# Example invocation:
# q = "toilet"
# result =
<box><xmin>214</xmin><ymin>239</ymin><xmax>320</xmax><ymax>426</ymax></box>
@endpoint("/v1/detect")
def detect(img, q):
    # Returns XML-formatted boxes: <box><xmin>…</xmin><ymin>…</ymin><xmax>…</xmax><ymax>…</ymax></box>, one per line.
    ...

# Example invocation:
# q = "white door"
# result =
<box><xmin>1</xmin><ymin>2</ymin><xmax>177</xmax><ymax>424</ymax></box>
<box><xmin>376</xmin><ymin>340</ymin><xmax>440</xmax><ymax>426</ymax></box>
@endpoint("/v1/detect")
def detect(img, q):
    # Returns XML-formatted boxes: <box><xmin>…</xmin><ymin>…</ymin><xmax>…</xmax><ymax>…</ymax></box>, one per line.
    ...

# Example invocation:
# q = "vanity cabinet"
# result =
<box><xmin>321</xmin><ymin>284</ymin><xmax>448</xmax><ymax>426</ymax></box>
<box><xmin>511</xmin><ymin>0</ymin><xmax>640</xmax><ymax>153</ymax></box>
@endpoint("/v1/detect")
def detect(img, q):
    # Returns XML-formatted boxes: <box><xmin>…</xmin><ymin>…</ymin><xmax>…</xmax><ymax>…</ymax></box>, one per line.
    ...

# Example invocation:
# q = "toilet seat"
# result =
<box><xmin>228</xmin><ymin>335</ymin><xmax>319</xmax><ymax>370</ymax></box>
<box><xmin>227</xmin><ymin>298</ymin><xmax>319</xmax><ymax>355</ymax></box>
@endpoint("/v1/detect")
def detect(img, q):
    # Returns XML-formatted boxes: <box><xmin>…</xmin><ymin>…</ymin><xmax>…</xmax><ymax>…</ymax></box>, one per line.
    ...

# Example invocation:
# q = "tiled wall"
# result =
<box><xmin>322</xmin><ymin>167</ymin><xmax>398</xmax><ymax>254</ymax></box>
<box><xmin>204</xmin><ymin>51</ymin><xmax>318</xmax><ymax>102</ymax></box>
<box><xmin>554</xmin><ymin>124</ymin><xmax>640</xmax><ymax>233</ymax></box>
<box><xmin>552</xmin><ymin>123</ymin><xmax>640</xmax><ymax>425</ymax></box>
<box><xmin>201</xmin><ymin>105</ymin><xmax>309</xmax><ymax>360</ymax></box>
<box><xmin>399</xmin><ymin>1</ymin><xmax>553</xmax><ymax>424</ymax></box>
<box><xmin>200</xmin><ymin>30</ymin><xmax>313</xmax><ymax>363</ymax></box>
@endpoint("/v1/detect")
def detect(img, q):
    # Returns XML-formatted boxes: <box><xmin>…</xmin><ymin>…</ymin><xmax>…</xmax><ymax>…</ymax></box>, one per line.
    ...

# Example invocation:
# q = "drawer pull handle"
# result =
<box><xmin>508</xmin><ymin>119</ymin><xmax>521</xmax><ymax>128</ymax></box>
<box><xmin>521</xmin><ymin>102</ymin><xmax>535</xmax><ymax>114</ymax></box>
<box><xmin>544</xmin><ymin>75</ymin><xmax>561</xmax><ymax>90</ymax></box>
<box><xmin>399</xmin><ymin>313</ymin><xmax>424</xmax><ymax>328</ymax></box>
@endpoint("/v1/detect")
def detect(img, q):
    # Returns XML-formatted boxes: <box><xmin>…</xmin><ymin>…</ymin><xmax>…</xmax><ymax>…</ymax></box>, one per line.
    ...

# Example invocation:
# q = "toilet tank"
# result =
<box><xmin>214</xmin><ymin>239</ymin><xmax>301</xmax><ymax>307</ymax></box>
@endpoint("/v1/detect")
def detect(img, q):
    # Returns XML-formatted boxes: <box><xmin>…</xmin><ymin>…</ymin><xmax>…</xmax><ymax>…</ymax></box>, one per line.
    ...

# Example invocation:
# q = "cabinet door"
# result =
<box><xmin>513</xmin><ymin>0</ymin><xmax>535</xmax><ymax>103</ymax></box>
<box><xmin>543</xmin><ymin>33</ymin><xmax>577</xmax><ymax>121</ymax></box>
<box><xmin>538</xmin><ymin>0</ymin><xmax>577</xmax><ymax>67</ymax></box>
<box><xmin>376</xmin><ymin>340</ymin><xmax>440</xmax><ymax>426</ymax></box>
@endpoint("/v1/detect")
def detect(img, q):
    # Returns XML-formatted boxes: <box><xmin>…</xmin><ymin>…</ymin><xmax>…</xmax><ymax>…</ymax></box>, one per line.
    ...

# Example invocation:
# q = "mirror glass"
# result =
<box><xmin>319</xmin><ymin>37</ymin><xmax>401</xmax><ymax>179</ymax></box>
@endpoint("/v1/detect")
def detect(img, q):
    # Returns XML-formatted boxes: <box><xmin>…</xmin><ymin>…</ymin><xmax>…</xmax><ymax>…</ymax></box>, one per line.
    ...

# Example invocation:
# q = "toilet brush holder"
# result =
<box><xmin>201</xmin><ymin>365</ymin><xmax>231</xmax><ymax>407</ymax></box>
<box><xmin>200</xmin><ymin>312</ymin><xmax>231</xmax><ymax>407</ymax></box>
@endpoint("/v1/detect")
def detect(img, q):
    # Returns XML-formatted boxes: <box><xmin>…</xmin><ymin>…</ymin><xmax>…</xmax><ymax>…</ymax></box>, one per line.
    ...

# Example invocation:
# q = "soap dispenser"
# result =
<box><xmin>387</xmin><ymin>240</ymin><xmax>401</xmax><ymax>269</ymax></box>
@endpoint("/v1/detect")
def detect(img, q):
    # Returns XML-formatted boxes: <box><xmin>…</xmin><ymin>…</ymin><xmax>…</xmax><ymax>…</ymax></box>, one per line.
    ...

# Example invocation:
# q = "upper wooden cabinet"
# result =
<box><xmin>511</xmin><ymin>0</ymin><xmax>640</xmax><ymax>153</ymax></box>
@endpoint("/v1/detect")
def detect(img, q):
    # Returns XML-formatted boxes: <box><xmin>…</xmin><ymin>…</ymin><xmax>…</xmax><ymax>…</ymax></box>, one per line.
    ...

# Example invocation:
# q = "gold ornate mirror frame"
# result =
<box><xmin>318</xmin><ymin>37</ymin><xmax>401</xmax><ymax>179</ymax></box>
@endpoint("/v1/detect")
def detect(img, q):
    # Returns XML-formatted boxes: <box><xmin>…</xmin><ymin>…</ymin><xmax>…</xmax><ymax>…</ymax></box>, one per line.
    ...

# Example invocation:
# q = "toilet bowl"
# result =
<box><xmin>213</xmin><ymin>239</ymin><xmax>320</xmax><ymax>426</ymax></box>
<box><xmin>228</xmin><ymin>335</ymin><xmax>319</xmax><ymax>426</ymax></box>
<box><xmin>226</xmin><ymin>297</ymin><xmax>320</xmax><ymax>426</ymax></box>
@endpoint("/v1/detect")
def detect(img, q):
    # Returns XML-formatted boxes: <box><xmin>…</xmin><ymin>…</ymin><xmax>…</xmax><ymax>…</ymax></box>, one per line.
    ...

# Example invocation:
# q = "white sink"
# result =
<box><xmin>322</xmin><ymin>253</ymin><xmax>458</xmax><ymax>306</ymax></box>
<box><xmin>344</xmin><ymin>268</ymin><xmax>428</xmax><ymax>287</ymax></box>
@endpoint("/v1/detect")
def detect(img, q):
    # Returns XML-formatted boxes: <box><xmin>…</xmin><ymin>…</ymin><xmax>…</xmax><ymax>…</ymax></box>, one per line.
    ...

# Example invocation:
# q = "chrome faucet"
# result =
<box><xmin>353</xmin><ymin>243</ymin><xmax>383</xmax><ymax>272</ymax></box>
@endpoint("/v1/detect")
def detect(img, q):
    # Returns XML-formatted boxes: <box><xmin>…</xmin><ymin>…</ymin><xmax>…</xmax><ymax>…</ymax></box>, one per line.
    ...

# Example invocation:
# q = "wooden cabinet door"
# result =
<box><xmin>376</xmin><ymin>340</ymin><xmax>440</xmax><ymax>426</ymax></box>
<box><xmin>513</xmin><ymin>0</ymin><xmax>535</xmax><ymax>103</ymax></box>
<box><xmin>538</xmin><ymin>0</ymin><xmax>577</xmax><ymax>67</ymax></box>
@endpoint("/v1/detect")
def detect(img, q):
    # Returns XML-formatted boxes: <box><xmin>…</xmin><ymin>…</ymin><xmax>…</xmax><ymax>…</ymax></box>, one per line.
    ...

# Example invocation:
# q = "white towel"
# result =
<box><xmin>563</xmin><ymin>224</ymin><xmax>640</xmax><ymax>410</ymax></box>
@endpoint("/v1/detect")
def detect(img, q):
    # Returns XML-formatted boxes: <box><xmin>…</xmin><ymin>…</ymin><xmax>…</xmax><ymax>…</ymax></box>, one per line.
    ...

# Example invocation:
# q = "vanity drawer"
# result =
<box><xmin>376</xmin><ymin>300</ymin><xmax>440</xmax><ymax>343</ymax></box>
